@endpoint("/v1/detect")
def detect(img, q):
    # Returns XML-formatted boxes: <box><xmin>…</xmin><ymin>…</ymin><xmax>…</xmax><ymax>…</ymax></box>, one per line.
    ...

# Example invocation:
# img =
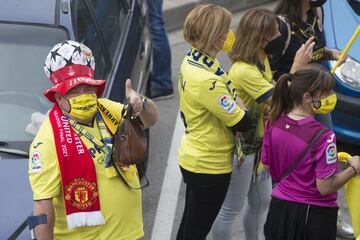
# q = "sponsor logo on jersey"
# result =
<box><xmin>219</xmin><ymin>94</ymin><xmax>236</xmax><ymax>114</ymax></box>
<box><xmin>326</xmin><ymin>143</ymin><xmax>337</xmax><ymax>164</ymax></box>
<box><xmin>31</xmin><ymin>151</ymin><xmax>43</xmax><ymax>173</ymax></box>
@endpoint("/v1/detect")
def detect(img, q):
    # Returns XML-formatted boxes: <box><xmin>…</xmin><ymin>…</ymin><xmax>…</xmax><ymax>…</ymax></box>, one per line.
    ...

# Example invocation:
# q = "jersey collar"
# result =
<box><xmin>187</xmin><ymin>47</ymin><xmax>227</xmax><ymax>78</ymax></box>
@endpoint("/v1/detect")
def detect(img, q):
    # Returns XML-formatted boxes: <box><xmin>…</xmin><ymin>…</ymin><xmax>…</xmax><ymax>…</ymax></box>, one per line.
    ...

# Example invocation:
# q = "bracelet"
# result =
<box><xmin>349</xmin><ymin>165</ymin><xmax>358</xmax><ymax>177</ymax></box>
<box><xmin>139</xmin><ymin>94</ymin><xmax>148</xmax><ymax>110</ymax></box>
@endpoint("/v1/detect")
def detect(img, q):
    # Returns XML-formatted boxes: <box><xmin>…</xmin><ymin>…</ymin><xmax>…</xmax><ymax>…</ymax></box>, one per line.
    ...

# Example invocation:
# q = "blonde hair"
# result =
<box><xmin>230</xmin><ymin>8</ymin><xmax>279</xmax><ymax>64</ymax></box>
<box><xmin>183</xmin><ymin>4</ymin><xmax>232</xmax><ymax>54</ymax></box>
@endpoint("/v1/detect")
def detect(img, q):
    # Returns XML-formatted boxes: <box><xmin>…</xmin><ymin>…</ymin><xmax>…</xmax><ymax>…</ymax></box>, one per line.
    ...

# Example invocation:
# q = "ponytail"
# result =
<box><xmin>270</xmin><ymin>74</ymin><xmax>293</xmax><ymax>123</ymax></box>
<box><xmin>269</xmin><ymin>63</ymin><xmax>336</xmax><ymax>124</ymax></box>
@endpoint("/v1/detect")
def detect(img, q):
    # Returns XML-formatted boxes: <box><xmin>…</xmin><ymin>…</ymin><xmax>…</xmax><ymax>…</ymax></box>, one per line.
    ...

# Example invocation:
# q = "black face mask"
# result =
<box><xmin>309</xmin><ymin>0</ymin><xmax>327</xmax><ymax>8</ymax></box>
<box><xmin>264</xmin><ymin>36</ymin><xmax>283</xmax><ymax>55</ymax></box>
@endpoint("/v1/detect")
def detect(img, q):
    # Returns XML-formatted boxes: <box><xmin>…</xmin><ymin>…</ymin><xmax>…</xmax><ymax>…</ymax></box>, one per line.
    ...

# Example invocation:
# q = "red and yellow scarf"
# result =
<box><xmin>49</xmin><ymin>104</ymin><xmax>105</xmax><ymax>229</ymax></box>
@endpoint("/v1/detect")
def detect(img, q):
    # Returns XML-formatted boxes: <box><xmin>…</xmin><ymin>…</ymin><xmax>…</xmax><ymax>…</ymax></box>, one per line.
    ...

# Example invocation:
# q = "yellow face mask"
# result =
<box><xmin>312</xmin><ymin>94</ymin><xmax>337</xmax><ymax>115</ymax></box>
<box><xmin>222</xmin><ymin>30</ymin><xmax>235</xmax><ymax>52</ymax></box>
<box><xmin>67</xmin><ymin>93</ymin><xmax>98</xmax><ymax>121</ymax></box>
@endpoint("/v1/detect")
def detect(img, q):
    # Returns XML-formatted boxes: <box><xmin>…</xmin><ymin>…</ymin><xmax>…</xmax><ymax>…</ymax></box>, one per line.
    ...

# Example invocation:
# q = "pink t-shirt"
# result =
<box><xmin>261</xmin><ymin>114</ymin><xmax>339</xmax><ymax>207</ymax></box>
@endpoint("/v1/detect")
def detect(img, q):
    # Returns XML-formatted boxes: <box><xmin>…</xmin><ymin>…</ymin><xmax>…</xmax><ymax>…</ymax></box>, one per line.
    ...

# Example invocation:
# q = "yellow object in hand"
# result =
<box><xmin>338</xmin><ymin>152</ymin><xmax>360</xmax><ymax>237</ymax></box>
<box><xmin>338</xmin><ymin>152</ymin><xmax>352</xmax><ymax>163</ymax></box>
<box><xmin>331</xmin><ymin>25</ymin><xmax>360</xmax><ymax>74</ymax></box>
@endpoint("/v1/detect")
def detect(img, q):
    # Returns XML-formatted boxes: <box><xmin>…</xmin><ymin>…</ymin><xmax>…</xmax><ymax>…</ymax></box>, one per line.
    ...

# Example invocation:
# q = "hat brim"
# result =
<box><xmin>44</xmin><ymin>76</ymin><xmax>106</xmax><ymax>102</ymax></box>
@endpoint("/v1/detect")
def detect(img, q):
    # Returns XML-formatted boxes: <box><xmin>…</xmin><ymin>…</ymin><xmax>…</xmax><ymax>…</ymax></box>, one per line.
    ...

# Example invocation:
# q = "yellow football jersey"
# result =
<box><xmin>229</xmin><ymin>58</ymin><xmax>273</xmax><ymax>117</ymax></box>
<box><xmin>229</xmin><ymin>57</ymin><xmax>274</xmax><ymax>173</ymax></box>
<box><xmin>177</xmin><ymin>48</ymin><xmax>245</xmax><ymax>174</ymax></box>
<box><xmin>28</xmin><ymin>99</ymin><xmax>143</xmax><ymax>240</ymax></box>
<box><xmin>229</xmin><ymin>58</ymin><xmax>273</xmax><ymax>144</ymax></box>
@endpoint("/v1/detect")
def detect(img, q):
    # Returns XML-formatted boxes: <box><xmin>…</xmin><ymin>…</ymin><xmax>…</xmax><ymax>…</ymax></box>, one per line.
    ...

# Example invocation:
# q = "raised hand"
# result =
<box><xmin>125</xmin><ymin>79</ymin><xmax>143</xmax><ymax>116</ymax></box>
<box><xmin>290</xmin><ymin>36</ymin><xmax>316</xmax><ymax>73</ymax></box>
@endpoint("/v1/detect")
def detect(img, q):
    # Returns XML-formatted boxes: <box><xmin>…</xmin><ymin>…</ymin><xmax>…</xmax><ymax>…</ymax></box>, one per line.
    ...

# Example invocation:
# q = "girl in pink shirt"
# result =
<box><xmin>261</xmin><ymin>63</ymin><xmax>360</xmax><ymax>240</ymax></box>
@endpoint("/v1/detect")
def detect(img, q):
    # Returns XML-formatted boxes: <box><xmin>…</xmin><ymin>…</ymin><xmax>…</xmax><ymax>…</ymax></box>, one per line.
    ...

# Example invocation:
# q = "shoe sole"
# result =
<box><xmin>336</xmin><ymin>232</ymin><xmax>355</xmax><ymax>239</ymax></box>
<box><xmin>337</xmin><ymin>228</ymin><xmax>355</xmax><ymax>239</ymax></box>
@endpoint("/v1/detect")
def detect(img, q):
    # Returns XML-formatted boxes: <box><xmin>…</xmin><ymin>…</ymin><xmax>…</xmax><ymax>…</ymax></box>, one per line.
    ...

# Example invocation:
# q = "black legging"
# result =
<box><xmin>176</xmin><ymin>167</ymin><xmax>231</xmax><ymax>240</ymax></box>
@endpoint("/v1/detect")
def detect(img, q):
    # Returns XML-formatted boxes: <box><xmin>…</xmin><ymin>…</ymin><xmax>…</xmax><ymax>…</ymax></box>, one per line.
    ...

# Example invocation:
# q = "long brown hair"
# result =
<box><xmin>274</xmin><ymin>0</ymin><xmax>317</xmax><ymax>26</ymax></box>
<box><xmin>270</xmin><ymin>63</ymin><xmax>335</xmax><ymax>123</ymax></box>
<box><xmin>230</xmin><ymin>8</ymin><xmax>279</xmax><ymax>64</ymax></box>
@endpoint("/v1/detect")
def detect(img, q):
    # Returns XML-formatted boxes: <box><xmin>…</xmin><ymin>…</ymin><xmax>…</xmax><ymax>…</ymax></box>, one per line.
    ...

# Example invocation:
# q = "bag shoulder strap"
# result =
<box><xmin>278</xmin><ymin>15</ymin><xmax>292</xmax><ymax>56</ymax></box>
<box><xmin>278</xmin><ymin>128</ymin><xmax>328</xmax><ymax>182</ymax></box>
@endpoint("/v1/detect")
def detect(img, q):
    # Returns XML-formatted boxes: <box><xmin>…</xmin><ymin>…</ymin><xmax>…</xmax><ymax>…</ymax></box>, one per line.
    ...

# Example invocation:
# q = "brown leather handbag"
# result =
<box><xmin>112</xmin><ymin>104</ymin><xmax>148</xmax><ymax>166</ymax></box>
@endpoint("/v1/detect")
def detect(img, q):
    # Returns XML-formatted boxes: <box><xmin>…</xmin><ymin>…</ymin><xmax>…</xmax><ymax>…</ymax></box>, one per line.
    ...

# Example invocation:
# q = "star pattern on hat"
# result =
<box><xmin>50</xmin><ymin>48</ymin><xmax>62</xmax><ymax>62</ymax></box>
<box><xmin>44</xmin><ymin>40</ymin><xmax>96</xmax><ymax>78</ymax></box>
<box><xmin>46</xmin><ymin>65</ymin><xmax>54</xmax><ymax>76</ymax></box>
<box><xmin>86</xmin><ymin>59</ymin><xmax>92</xmax><ymax>68</ymax></box>
<box><xmin>63</xmin><ymin>55</ymin><xmax>73</xmax><ymax>65</ymax></box>
<box><xmin>73</xmin><ymin>45</ymin><xmax>82</xmax><ymax>55</ymax></box>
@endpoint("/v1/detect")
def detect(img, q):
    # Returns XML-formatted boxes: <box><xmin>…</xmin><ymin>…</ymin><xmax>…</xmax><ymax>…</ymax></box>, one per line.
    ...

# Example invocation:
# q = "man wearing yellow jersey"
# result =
<box><xmin>176</xmin><ymin>5</ymin><xmax>252</xmax><ymax>240</ymax></box>
<box><xmin>28</xmin><ymin>40</ymin><xmax>158</xmax><ymax>240</ymax></box>
<box><xmin>212</xmin><ymin>9</ymin><xmax>313</xmax><ymax>240</ymax></box>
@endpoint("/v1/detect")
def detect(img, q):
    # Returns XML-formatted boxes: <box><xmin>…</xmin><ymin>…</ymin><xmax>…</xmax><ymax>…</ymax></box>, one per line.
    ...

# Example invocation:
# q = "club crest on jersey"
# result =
<box><xmin>326</xmin><ymin>143</ymin><xmax>337</xmax><ymax>164</ymax></box>
<box><xmin>219</xmin><ymin>94</ymin><xmax>236</xmax><ymax>114</ymax></box>
<box><xmin>31</xmin><ymin>151</ymin><xmax>43</xmax><ymax>173</ymax></box>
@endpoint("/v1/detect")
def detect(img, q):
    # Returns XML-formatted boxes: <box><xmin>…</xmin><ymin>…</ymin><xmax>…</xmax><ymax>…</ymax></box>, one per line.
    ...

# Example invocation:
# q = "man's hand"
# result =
<box><xmin>125</xmin><ymin>79</ymin><xmax>143</xmax><ymax>116</ymax></box>
<box><xmin>124</xmin><ymin>78</ymin><xmax>159</xmax><ymax>128</ymax></box>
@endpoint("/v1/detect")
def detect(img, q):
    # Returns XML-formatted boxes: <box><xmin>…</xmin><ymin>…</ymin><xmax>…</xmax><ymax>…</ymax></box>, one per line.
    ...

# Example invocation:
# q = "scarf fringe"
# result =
<box><xmin>67</xmin><ymin>211</ymin><xmax>105</xmax><ymax>229</ymax></box>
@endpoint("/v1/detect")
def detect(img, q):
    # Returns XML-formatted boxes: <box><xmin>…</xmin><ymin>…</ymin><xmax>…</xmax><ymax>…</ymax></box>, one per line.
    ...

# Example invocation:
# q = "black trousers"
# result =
<box><xmin>264</xmin><ymin>197</ymin><xmax>338</xmax><ymax>240</ymax></box>
<box><xmin>176</xmin><ymin>167</ymin><xmax>231</xmax><ymax>240</ymax></box>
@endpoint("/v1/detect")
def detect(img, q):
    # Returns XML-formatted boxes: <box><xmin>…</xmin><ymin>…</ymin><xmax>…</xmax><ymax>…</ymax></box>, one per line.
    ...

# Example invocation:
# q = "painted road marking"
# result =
<box><xmin>151</xmin><ymin>113</ymin><xmax>184</xmax><ymax>240</ymax></box>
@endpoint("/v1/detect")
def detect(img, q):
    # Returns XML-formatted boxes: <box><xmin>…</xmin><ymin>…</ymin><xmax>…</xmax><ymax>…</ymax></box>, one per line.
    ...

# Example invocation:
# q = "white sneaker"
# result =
<box><xmin>337</xmin><ymin>219</ymin><xmax>354</xmax><ymax>239</ymax></box>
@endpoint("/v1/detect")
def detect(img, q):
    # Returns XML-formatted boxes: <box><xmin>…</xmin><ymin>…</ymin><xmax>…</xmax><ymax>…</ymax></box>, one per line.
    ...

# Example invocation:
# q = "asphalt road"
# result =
<box><xmin>141</xmin><ymin>3</ymin><xmax>359</xmax><ymax>240</ymax></box>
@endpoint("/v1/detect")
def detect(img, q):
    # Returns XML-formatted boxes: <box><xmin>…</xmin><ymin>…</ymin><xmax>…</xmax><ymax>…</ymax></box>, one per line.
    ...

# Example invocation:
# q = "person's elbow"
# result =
<box><xmin>317</xmin><ymin>186</ymin><xmax>333</xmax><ymax>196</ymax></box>
<box><xmin>316</xmin><ymin>179</ymin><xmax>335</xmax><ymax>196</ymax></box>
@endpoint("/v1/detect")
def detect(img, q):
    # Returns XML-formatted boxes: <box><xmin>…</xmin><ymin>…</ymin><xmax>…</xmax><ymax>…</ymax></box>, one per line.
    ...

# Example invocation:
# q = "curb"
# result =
<box><xmin>164</xmin><ymin>0</ymin><xmax>276</xmax><ymax>31</ymax></box>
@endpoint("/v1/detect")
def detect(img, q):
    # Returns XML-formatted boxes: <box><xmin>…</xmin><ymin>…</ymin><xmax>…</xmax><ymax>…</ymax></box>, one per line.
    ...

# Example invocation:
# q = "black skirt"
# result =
<box><xmin>264</xmin><ymin>197</ymin><xmax>338</xmax><ymax>240</ymax></box>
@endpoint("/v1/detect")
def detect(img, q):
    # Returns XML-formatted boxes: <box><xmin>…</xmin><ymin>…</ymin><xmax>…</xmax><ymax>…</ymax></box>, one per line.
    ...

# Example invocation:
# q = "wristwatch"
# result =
<box><xmin>140</xmin><ymin>94</ymin><xmax>148</xmax><ymax>110</ymax></box>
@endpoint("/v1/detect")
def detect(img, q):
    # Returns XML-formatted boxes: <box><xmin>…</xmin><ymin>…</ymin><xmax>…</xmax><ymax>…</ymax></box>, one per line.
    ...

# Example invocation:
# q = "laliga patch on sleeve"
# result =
<box><xmin>326</xmin><ymin>143</ymin><xmax>337</xmax><ymax>164</ymax></box>
<box><xmin>219</xmin><ymin>94</ymin><xmax>236</xmax><ymax>114</ymax></box>
<box><xmin>31</xmin><ymin>151</ymin><xmax>43</xmax><ymax>173</ymax></box>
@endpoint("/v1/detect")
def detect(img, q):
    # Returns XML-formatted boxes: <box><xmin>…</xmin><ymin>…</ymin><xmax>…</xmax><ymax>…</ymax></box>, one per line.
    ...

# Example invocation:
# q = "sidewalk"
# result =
<box><xmin>163</xmin><ymin>0</ymin><xmax>275</xmax><ymax>31</ymax></box>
